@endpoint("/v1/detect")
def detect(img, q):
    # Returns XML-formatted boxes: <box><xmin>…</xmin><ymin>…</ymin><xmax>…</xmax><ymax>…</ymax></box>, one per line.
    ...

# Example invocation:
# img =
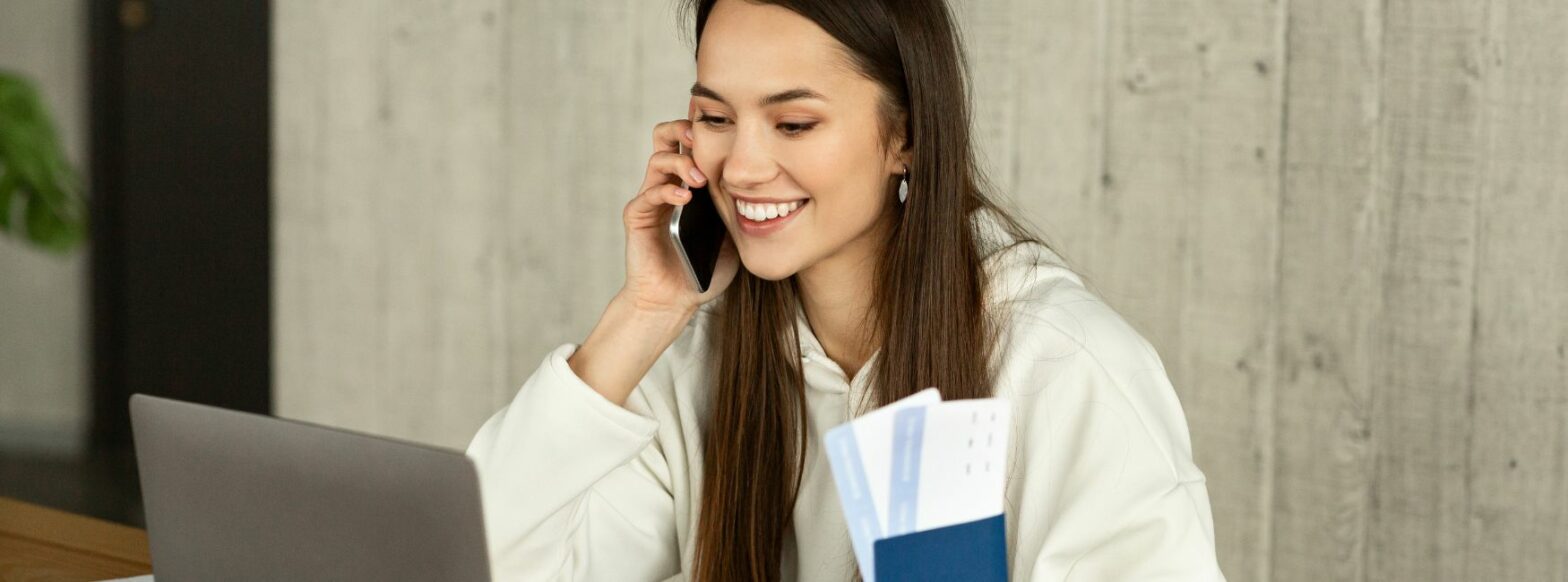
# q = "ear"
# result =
<box><xmin>885</xmin><ymin>144</ymin><xmax>911</xmax><ymax>175</ymax></box>
<box><xmin>885</xmin><ymin>111</ymin><xmax>911</xmax><ymax>173</ymax></box>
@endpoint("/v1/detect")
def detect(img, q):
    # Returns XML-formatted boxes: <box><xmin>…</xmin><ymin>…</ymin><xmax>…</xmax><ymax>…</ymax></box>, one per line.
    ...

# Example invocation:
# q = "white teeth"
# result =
<box><xmin>735</xmin><ymin>199</ymin><xmax>804</xmax><ymax>222</ymax></box>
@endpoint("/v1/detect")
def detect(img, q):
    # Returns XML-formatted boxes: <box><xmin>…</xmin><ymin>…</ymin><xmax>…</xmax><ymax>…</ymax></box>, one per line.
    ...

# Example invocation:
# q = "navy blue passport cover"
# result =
<box><xmin>872</xmin><ymin>513</ymin><xmax>1007</xmax><ymax>581</ymax></box>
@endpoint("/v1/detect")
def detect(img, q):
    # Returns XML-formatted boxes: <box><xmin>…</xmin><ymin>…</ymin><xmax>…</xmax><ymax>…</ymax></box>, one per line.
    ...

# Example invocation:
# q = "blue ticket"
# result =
<box><xmin>824</xmin><ymin>422</ymin><xmax>883</xmax><ymax>581</ymax></box>
<box><xmin>887</xmin><ymin>405</ymin><xmax>926</xmax><ymax>537</ymax></box>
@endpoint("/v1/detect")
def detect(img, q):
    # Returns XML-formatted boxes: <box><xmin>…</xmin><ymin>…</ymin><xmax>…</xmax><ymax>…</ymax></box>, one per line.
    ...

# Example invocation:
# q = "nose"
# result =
<box><xmin>715</xmin><ymin>121</ymin><xmax>779</xmax><ymax>192</ymax></box>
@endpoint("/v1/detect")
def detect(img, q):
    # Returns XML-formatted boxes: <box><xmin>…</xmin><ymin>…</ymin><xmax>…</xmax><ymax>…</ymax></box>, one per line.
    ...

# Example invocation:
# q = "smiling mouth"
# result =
<box><xmin>734</xmin><ymin>199</ymin><xmax>808</xmax><ymax>222</ymax></box>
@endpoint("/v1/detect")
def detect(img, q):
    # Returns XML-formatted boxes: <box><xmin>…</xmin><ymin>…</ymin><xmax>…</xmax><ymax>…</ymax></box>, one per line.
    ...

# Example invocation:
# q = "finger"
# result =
<box><xmin>652</xmin><ymin>118</ymin><xmax>695</xmax><ymax>155</ymax></box>
<box><xmin>647</xmin><ymin>182</ymin><xmax>693</xmax><ymax>206</ymax></box>
<box><xmin>625</xmin><ymin>183</ymin><xmax>692</xmax><ymax>220</ymax></box>
<box><xmin>640</xmin><ymin>150</ymin><xmax>707</xmax><ymax>193</ymax></box>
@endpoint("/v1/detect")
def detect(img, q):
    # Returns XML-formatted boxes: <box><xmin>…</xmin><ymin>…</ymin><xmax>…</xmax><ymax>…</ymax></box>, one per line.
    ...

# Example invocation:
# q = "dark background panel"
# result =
<box><xmin>14</xmin><ymin>0</ymin><xmax>274</xmax><ymax>527</ymax></box>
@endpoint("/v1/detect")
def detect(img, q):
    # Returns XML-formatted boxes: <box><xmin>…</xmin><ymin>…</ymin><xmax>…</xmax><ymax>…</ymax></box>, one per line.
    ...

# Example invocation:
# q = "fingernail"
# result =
<box><xmin>689</xmin><ymin>167</ymin><xmax>706</xmax><ymax>183</ymax></box>
<box><xmin>684</xmin><ymin>129</ymin><xmax>694</xmax><ymax>141</ymax></box>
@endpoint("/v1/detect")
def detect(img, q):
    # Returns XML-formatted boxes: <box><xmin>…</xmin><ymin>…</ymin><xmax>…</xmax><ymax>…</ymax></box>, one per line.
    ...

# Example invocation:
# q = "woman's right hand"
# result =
<box><xmin>567</xmin><ymin>100</ymin><xmax>739</xmax><ymax>406</ymax></box>
<box><xmin>618</xmin><ymin>101</ymin><xmax>739</xmax><ymax>318</ymax></box>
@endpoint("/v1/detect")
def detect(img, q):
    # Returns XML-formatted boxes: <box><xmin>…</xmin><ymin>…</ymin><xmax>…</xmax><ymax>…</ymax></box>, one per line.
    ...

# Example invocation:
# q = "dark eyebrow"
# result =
<box><xmin>689</xmin><ymin>82</ymin><xmax>829</xmax><ymax>107</ymax></box>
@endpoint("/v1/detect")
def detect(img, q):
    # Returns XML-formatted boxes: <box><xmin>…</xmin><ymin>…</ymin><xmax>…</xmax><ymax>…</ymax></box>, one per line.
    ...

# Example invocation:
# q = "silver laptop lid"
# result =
<box><xmin>130</xmin><ymin>394</ymin><xmax>491</xmax><ymax>581</ymax></box>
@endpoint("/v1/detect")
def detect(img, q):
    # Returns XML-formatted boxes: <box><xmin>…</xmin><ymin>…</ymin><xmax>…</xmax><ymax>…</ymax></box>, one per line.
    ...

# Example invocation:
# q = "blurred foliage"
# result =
<box><xmin>0</xmin><ymin>70</ymin><xmax>86</xmax><ymax>253</ymax></box>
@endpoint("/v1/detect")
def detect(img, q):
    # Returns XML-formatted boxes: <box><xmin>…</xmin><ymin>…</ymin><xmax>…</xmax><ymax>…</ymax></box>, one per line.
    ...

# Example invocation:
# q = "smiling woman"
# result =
<box><xmin>463</xmin><ymin>0</ymin><xmax>1226</xmax><ymax>580</ymax></box>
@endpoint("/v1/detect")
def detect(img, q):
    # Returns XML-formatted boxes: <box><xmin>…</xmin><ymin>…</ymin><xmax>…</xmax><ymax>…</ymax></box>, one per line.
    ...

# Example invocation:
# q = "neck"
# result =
<box><xmin>796</xmin><ymin>212</ymin><xmax>895</xmax><ymax>380</ymax></box>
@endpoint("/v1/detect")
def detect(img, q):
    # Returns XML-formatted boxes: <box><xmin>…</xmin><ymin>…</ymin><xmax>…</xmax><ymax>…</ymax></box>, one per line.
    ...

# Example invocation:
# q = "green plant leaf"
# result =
<box><xmin>0</xmin><ymin>168</ymin><xmax>16</xmax><ymax>232</ymax></box>
<box><xmin>0</xmin><ymin>69</ymin><xmax>86</xmax><ymax>252</ymax></box>
<box><xmin>23</xmin><ymin>181</ymin><xmax>83</xmax><ymax>252</ymax></box>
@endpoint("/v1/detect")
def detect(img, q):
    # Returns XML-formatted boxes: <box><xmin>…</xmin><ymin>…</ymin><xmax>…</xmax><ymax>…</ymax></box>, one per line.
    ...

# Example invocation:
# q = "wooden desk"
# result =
<box><xmin>0</xmin><ymin>496</ymin><xmax>152</xmax><ymax>581</ymax></box>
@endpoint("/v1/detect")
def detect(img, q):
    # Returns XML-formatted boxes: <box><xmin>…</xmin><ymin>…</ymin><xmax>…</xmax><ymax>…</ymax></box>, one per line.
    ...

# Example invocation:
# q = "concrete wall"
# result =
<box><xmin>0</xmin><ymin>0</ymin><xmax>89</xmax><ymax>457</ymax></box>
<box><xmin>274</xmin><ymin>1</ymin><xmax>1568</xmax><ymax>579</ymax></box>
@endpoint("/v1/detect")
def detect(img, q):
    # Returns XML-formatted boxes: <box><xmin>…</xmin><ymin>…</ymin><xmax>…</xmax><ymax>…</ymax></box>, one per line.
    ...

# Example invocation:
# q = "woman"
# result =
<box><xmin>466</xmin><ymin>0</ymin><xmax>1226</xmax><ymax>579</ymax></box>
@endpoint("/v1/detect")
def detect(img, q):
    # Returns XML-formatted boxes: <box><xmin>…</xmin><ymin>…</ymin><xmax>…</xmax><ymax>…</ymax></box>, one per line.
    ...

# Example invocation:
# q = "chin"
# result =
<box><xmin>736</xmin><ymin>251</ymin><xmax>801</xmax><ymax>281</ymax></box>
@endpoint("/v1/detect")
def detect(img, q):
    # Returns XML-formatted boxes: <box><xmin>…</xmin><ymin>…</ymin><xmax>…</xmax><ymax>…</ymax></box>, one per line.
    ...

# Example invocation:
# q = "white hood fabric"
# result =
<box><xmin>466</xmin><ymin>209</ymin><xmax>1227</xmax><ymax>581</ymax></box>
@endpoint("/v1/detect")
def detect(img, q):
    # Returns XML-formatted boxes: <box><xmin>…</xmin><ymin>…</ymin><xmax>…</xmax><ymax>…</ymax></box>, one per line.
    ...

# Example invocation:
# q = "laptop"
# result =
<box><xmin>129</xmin><ymin>394</ymin><xmax>492</xmax><ymax>581</ymax></box>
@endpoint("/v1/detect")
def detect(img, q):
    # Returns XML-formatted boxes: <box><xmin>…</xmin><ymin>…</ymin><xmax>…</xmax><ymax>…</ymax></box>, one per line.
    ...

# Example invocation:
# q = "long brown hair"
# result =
<box><xmin>677</xmin><ymin>0</ymin><xmax>1044</xmax><ymax>579</ymax></box>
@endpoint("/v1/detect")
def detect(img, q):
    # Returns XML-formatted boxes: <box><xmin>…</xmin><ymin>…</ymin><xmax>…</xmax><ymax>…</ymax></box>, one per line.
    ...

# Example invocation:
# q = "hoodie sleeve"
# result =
<box><xmin>990</xmin><ymin>250</ymin><xmax>1226</xmax><ymax>581</ymax></box>
<box><xmin>1006</xmin><ymin>348</ymin><xmax>1226</xmax><ymax>581</ymax></box>
<box><xmin>466</xmin><ymin>343</ymin><xmax>682</xmax><ymax>581</ymax></box>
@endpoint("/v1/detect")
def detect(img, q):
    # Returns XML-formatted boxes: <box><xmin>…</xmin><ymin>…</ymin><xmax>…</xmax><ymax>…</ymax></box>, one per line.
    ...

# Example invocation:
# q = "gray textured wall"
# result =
<box><xmin>274</xmin><ymin>1</ymin><xmax>1568</xmax><ymax>579</ymax></box>
<box><xmin>0</xmin><ymin>0</ymin><xmax>89</xmax><ymax>456</ymax></box>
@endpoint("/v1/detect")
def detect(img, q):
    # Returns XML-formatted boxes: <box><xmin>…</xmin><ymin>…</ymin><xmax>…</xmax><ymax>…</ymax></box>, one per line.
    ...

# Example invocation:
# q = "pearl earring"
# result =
<box><xmin>898</xmin><ymin>164</ymin><xmax>909</xmax><ymax>204</ymax></box>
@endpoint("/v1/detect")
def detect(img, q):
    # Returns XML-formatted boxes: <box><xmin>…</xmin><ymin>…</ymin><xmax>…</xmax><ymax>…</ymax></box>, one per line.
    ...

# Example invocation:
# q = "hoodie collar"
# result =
<box><xmin>794</xmin><ymin>302</ymin><xmax>875</xmax><ymax>397</ymax></box>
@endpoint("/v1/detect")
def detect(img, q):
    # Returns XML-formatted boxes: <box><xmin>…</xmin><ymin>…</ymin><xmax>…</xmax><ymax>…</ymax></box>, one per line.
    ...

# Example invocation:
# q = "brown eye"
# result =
<box><xmin>779</xmin><ymin>122</ymin><xmax>817</xmax><ymax>136</ymax></box>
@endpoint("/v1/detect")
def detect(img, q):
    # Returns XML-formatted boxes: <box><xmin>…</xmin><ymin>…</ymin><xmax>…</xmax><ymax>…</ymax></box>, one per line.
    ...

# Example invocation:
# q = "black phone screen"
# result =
<box><xmin>674</xmin><ymin>184</ymin><xmax>727</xmax><ymax>293</ymax></box>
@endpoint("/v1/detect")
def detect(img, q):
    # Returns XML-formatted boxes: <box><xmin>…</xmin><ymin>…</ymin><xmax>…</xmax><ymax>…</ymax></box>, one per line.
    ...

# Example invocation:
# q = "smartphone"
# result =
<box><xmin>669</xmin><ymin>182</ymin><xmax>728</xmax><ymax>293</ymax></box>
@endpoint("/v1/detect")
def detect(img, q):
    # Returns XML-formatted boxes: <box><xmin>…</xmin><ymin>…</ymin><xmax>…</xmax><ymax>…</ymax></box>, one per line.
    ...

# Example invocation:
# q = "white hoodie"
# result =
<box><xmin>466</xmin><ymin>209</ymin><xmax>1227</xmax><ymax>581</ymax></box>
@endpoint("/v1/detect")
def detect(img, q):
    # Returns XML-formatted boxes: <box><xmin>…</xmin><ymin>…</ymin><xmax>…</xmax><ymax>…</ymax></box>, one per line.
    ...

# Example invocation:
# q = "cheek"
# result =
<box><xmin>693</xmin><ymin>149</ymin><xmax>719</xmax><ymax>179</ymax></box>
<box><xmin>799</xmin><ymin>153</ymin><xmax>886</xmax><ymax>232</ymax></box>
<box><xmin>807</xmin><ymin>182</ymin><xmax>884</xmax><ymax>236</ymax></box>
